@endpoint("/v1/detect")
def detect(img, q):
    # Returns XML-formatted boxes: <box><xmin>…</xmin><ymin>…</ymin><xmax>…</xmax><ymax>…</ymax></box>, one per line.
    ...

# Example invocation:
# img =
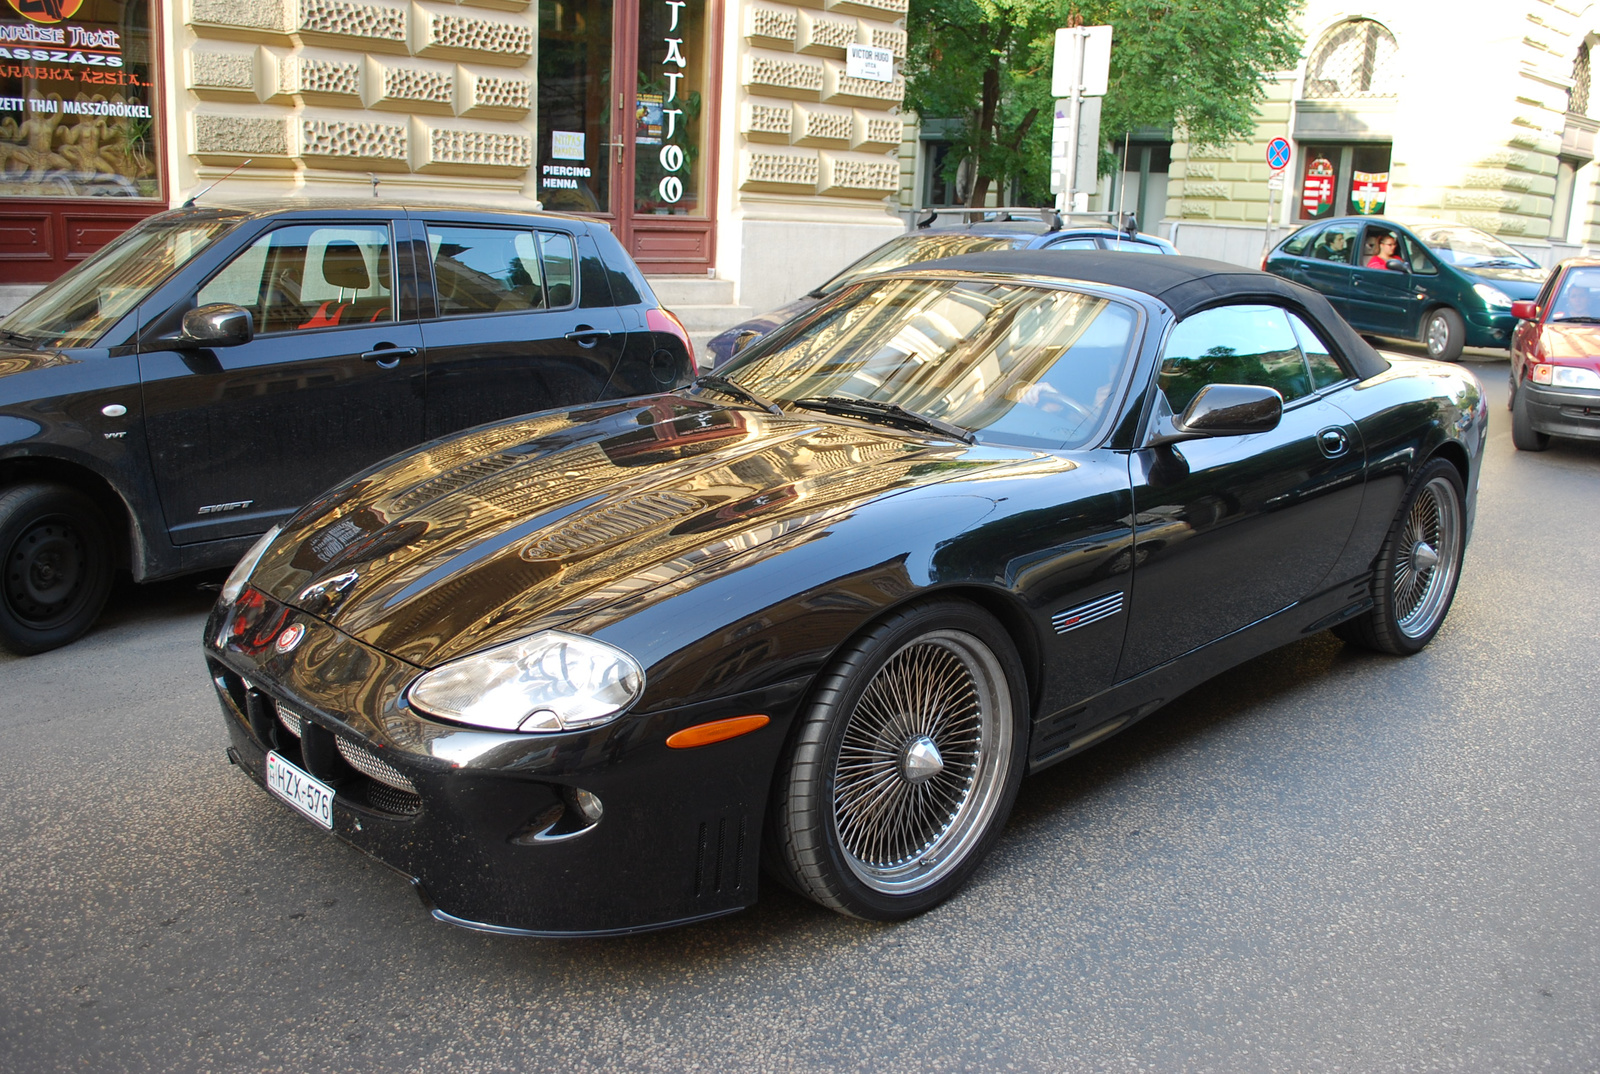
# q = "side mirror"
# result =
<box><xmin>1385</xmin><ymin>258</ymin><xmax>1409</xmax><ymax>273</ymax></box>
<box><xmin>1510</xmin><ymin>300</ymin><xmax>1539</xmax><ymax>321</ymax></box>
<box><xmin>1151</xmin><ymin>384</ymin><xmax>1283</xmax><ymax>445</ymax></box>
<box><xmin>179</xmin><ymin>303</ymin><xmax>253</xmax><ymax>347</ymax></box>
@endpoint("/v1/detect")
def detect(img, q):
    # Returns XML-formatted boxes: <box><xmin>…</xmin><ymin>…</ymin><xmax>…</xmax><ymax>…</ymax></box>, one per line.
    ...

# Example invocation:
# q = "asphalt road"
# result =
<box><xmin>2</xmin><ymin>359</ymin><xmax>1597</xmax><ymax>1073</ymax></box>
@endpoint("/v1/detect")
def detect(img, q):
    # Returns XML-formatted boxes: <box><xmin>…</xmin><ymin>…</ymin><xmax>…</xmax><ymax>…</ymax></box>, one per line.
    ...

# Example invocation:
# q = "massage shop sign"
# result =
<box><xmin>0</xmin><ymin>0</ymin><xmax>159</xmax><ymax>197</ymax></box>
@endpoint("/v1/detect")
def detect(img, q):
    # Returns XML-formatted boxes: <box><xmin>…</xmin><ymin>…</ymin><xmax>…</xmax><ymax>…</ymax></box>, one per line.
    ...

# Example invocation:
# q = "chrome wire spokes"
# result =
<box><xmin>1394</xmin><ymin>476</ymin><xmax>1462</xmax><ymax>639</ymax></box>
<box><xmin>831</xmin><ymin>630</ymin><xmax>1012</xmax><ymax>894</ymax></box>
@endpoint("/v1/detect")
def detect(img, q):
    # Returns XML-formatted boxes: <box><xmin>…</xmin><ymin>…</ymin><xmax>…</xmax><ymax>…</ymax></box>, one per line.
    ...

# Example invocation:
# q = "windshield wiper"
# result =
<box><xmin>1474</xmin><ymin>258</ymin><xmax>1533</xmax><ymax>269</ymax></box>
<box><xmin>1552</xmin><ymin>315</ymin><xmax>1600</xmax><ymax>323</ymax></box>
<box><xmin>793</xmin><ymin>396</ymin><xmax>975</xmax><ymax>444</ymax></box>
<box><xmin>692</xmin><ymin>373</ymin><xmax>781</xmax><ymax>414</ymax></box>
<box><xmin>0</xmin><ymin>328</ymin><xmax>34</xmax><ymax>346</ymax></box>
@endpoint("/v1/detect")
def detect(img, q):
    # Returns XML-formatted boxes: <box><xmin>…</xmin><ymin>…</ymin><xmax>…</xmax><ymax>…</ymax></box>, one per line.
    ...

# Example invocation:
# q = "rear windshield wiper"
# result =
<box><xmin>793</xmin><ymin>396</ymin><xmax>975</xmax><ymax>444</ymax></box>
<box><xmin>692</xmin><ymin>373</ymin><xmax>781</xmax><ymax>414</ymax></box>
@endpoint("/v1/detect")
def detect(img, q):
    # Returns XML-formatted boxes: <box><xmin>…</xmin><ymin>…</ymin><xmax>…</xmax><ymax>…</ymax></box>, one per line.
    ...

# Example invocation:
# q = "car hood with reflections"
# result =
<box><xmin>246</xmin><ymin>394</ymin><xmax>1036</xmax><ymax>667</ymax></box>
<box><xmin>1464</xmin><ymin>265</ymin><xmax>1546</xmax><ymax>293</ymax></box>
<box><xmin>1535</xmin><ymin>321</ymin><xmax>1600</xmax><ymax>363</ymax></box>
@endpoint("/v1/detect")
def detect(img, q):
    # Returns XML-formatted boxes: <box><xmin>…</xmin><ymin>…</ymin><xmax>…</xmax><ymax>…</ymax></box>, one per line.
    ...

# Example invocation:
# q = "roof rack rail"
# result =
<box><xmin>904</xmin><ymin>206</ymin><xmax>1140</xmax><ymax>237</ymax></box>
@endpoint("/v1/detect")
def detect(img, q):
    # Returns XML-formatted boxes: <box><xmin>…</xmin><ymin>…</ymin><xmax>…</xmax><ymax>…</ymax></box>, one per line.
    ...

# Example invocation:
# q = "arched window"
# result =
<box><xmin>1303</xmin><ymin>19</ymin><xmax>1399</xmax><ymax>98</ymax></box>
<box><xmin>1571</xmin><ymin>42</ymin><xmax>1591</xmax><ymax>116</ymax></box>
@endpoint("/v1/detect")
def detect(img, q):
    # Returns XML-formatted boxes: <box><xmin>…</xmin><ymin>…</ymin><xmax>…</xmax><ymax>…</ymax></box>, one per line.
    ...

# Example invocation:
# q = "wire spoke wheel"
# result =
<box><xmin>829</xmin><ymin>629</ymin><xmax>1012</xmax><ymax>895</ymax></box>
<box><xmin>1391</xmin><ymin>475</ymin><xmax>1462</xmax><ymax>639</ymax></box>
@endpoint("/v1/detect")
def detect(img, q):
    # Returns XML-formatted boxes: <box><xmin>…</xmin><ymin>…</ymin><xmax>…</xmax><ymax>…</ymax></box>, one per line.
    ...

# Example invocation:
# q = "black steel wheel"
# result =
<box><xmin>1334</xmin><ymin>459</ymin><xmax>1466</xmax><ymax>656</ymax></box>
<box><xmin>1511</xmin><ymin>382</ymin><xmax>1550</xmax><ymax>451</ymax></box>
<box><xmin>769</xmin><ymin>600</ymin><xmax>1028</xmax><ymax>920</ymax></box>
<box><xmin>1423</xmin><ymin>307</ymin><xmax>1465</xmax><ymax>362</ymax></box>
<box><xmin>0</xmin><ymin>483</ymin><xmax>114</xmax><ymax>655</ymax></box>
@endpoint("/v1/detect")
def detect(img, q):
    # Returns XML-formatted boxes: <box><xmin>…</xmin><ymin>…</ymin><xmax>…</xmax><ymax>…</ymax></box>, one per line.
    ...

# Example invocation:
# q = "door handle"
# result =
<box><xmin>564</xmin><ymin>327</ymin><xmax>611</xmax><ymax>348</ymax></box>
<box><xmin>602</xmin><ymin>140</ymin><xmax>626</xmax><ymax>164</ymax></box>
<box><xmin>1317</xmin><ymin>426</ymin><xmax>1350</xmax><ymax>459</ymax></box>
<box><xmin>361</xmin><ymin>346</ymin><xmax>418</xmax><ymax>368</ymax></box>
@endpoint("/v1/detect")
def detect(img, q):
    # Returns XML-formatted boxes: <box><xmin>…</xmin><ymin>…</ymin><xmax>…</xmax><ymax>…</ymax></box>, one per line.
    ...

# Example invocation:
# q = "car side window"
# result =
<box><xmin>1046</xmin><ymin>238</ymin><xmax>1099</xmax><ymax>250</ymax></box>
<box><xmin>1287</xmin><ymin>312</ymin><xmax>1348</xmax><ymax>389</ymax></box>
<box><xmin>196</xmin><ymin>224</ymin><xmax>395</xmax><ymax>334</ymax></box>
<box><xmin>1309</xmin><ymin>222</ymin><xmax>1359</xmax><ymax>264</ymax></box>
<box><xmin>1159</xmin><ymin>305</ymin><xmax>1314</xmax><ymax>415</ymax></box>
<box><xmin>1534</xmin><ymin>269</ymin><xmax>1561</xmax><ymax>310</ymax></box>
<box><xmin>1404</xmin><ymin>233</ymin><xmax>1438</xmax><ymax>275</ymax></box>
<box><xmin>1282</xmin><ymin>225</ymin><xmax>1320</xmax><ymax>256</ymax></box>
<box><xmin>537</xmin><ymin>232</ymin><xmax>576</xmax><ymax>307</ymax></box>
<box><xmin>1102</xmin><ymin>238</ymin><xmax>1164</xmax><ymax>254</ymax></box>
<box><xmin>427</xmin><ymin>226</ymin><xmax>547</xmax><ymax>316</ymax></box>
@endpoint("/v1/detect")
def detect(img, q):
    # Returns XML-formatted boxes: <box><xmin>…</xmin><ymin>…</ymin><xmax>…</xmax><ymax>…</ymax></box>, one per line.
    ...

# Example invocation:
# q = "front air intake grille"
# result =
<box><xmin>364</xmin><ymin>781</ymin><xmax>423</xmax><ymax>816</ymax></box>
<box><xmin>335</xmin><ymin>737</ymin><xmax>418</xmax><ymax>793</ymax></box>
<box><xmin>277</xmin><ymin>704</ymin><xmax>306</xmax><ymax>738</ymax></box>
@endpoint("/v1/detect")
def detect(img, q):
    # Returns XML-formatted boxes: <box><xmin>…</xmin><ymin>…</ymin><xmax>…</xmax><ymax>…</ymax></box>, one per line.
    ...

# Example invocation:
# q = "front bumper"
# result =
<box><xmin>1520</xmin><ymin>381</ymin><xmax>1600</xmax><ymax>442</ymax></box>
<box><xmin>1464</xmin><ymin>307</ymin><xmax>1515</xmax><ymax>349</ymax></box>
<box><xmin>204</xmin><ymin>592</ymin><xmax>806</xmax><ymax>936</ymax></box>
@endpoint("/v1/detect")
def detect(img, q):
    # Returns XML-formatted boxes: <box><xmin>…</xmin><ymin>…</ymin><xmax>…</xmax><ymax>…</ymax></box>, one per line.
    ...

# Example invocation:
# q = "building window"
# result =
<box><xmin>1298</xmin><ymin>144</ymin><xmax>1392</xmax><ymax>221</ymax></box>
<box><xmin>1303</xmin><ymin>19</ymin><xmax>1399</xmax><ymax>99</ymax></box>
<box><xmin>0</xmin><ymin>0</ymin><xmax>162</xmax><ymax>199</ymax></box>
<box><xmin>1572</xmin><ymin>43</ymin><xmax>1591</xmax><ymax>117</ymax></box>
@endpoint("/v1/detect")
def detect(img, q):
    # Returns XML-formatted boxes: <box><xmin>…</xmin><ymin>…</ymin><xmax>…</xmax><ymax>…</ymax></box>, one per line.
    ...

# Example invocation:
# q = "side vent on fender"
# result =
<box><xmin>1052</xmin><ymin>592</ymin><xmax>1125</xmax><ymax>634</ymax></box>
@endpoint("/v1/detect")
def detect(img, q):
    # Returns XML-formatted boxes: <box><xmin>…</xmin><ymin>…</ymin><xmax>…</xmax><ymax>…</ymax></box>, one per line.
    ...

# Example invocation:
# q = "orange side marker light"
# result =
<box><xmin>666</xmin><ymin>715</ymin><xmax>770</xmax><ymax>749</ymax></box>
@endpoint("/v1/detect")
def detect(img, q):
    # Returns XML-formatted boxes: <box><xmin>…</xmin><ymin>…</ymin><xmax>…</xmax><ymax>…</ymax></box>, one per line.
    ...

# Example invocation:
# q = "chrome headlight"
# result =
<box><xmin>221</xmin><ymin>524</ymin><xmax>281</xmax><ymax>604</ymax></box>
<box><xmin>1473</xmin><ymin>283</ymin><xmax>1513</xmax><ymax>308</ymax></box>
<box><xmin>408</xmin><ymin>630</ymin><xmax>645</xmax><ymax>733</ymax></box>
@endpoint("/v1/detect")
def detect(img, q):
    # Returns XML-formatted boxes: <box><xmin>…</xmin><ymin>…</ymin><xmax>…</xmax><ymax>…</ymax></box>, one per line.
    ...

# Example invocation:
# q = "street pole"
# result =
<box><xmin>1057</xmin><ymin>29</ymin><xmax>1085</xmax><ymax>214</ymax></box>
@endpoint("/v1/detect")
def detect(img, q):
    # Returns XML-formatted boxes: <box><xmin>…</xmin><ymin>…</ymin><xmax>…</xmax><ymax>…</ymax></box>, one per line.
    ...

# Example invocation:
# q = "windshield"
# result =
<box><xmin>1549</xmin><ymin>266</ymin><xmax>1600</xmax><ymax>321</ymax></box>
<box><xmin>723</xmin><ymin>276</ymin><xmax>1139</xmax><ymax>449</ymax></box>
<box><xmin>816</xmin><ymin>233</ymin><xmax>1035</xmax><ymax>296</ymax></box>
<box><xmin>1410</xmin><ymin>226</ymin><xmax>1537</xmax><ymax>269</ymax></box>
<box><xmin>1</xmin><ymin>215</ymin><xmax>240</xmax><ymax>348</ymax></box>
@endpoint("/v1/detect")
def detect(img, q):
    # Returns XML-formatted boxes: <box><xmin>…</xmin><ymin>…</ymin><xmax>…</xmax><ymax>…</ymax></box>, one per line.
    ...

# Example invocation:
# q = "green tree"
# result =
<box><xmin>904</xmin><ymin>0</ymin><xmax>1304</xmax><ymax>207</ymax></box>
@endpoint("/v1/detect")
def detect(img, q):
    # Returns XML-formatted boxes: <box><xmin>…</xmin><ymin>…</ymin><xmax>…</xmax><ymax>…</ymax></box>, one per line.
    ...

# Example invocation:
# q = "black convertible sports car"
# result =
<box><xmin>205</xmin><ymin>252</ymin><xmax>1486</xmax><ymax>936</ymax></box>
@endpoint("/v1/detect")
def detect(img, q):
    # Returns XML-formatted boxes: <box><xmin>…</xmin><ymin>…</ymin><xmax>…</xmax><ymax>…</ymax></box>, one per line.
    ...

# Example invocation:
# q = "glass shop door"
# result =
<box><xmin>536</xmin><ymin>0</ymin><xmax>721</xmax><ymax>275</ymax></box>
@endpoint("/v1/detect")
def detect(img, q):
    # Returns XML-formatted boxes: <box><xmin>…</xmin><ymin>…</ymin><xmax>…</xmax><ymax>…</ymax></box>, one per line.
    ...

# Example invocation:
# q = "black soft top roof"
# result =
<box><xmin>908</xmin><ymin>249</ymin><xmax>1390</xmax><ymax>380</ymax></box>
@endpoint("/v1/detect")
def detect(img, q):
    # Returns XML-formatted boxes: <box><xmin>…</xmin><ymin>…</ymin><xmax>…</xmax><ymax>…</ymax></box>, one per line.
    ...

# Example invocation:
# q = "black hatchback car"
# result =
<box><xmin>0</xmin><ymin>200</ymin><xmax>694</xmax><ymax>654</ymax></box>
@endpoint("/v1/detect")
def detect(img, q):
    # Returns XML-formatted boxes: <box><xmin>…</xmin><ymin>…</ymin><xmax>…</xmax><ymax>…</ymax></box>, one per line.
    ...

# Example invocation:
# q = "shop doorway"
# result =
<box><xmin>537</xmin><ymin>0</ymin><xmax>722</xmax><ymax>274</ymax></box>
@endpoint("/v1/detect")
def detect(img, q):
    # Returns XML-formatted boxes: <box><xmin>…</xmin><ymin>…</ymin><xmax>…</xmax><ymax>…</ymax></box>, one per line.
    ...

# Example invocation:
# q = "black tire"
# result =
<box><xmin>0</xmin><ymin>483</ymin><xmax>114</xmax><ymax>655</ymax></box>
<box><xmin>1511</xmin><ymin>381</ymin><xmax>1550</xmax><ymax>451</ymax></box>
<box><xmin>1423</xmin><ymin>307</ymin><xmax>1466</xmax><ymax>362</ymax></box>
<box><xmin>1334</xmin><ymin>459</ymin><xmax>1466</xmax><ymax>656</ymax></box>
<box><xmin>768</xmin><ymin>599</ymin><xmax>1029</xmax><ymax>920</ymax></box>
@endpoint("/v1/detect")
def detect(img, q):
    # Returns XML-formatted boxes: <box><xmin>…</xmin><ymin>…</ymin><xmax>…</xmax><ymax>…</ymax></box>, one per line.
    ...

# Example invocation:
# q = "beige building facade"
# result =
<box><xmin>1163</xmin><ymin>0</ymin><xmax>1600</xmax><ymax>268</ymax></box>
<box><xmin>0</xmin><ymin>0</ymin><xmax>909</xmax><ymax>321</ymax></box>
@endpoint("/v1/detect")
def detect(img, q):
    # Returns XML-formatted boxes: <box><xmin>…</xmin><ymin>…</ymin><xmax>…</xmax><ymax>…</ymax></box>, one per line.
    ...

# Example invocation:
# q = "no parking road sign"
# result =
<box><xmin>1266</xmin><ymin>137</ymin><xmax>1291</xmax><ymax>171</ymax></box>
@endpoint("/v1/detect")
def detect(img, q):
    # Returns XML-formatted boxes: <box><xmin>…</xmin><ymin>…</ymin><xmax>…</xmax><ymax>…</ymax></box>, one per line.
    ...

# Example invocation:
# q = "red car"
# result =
<box><xmin>1509</xmin><ymin>258</ymin><xmax>1600</xmax><ymax>450</ymax></box>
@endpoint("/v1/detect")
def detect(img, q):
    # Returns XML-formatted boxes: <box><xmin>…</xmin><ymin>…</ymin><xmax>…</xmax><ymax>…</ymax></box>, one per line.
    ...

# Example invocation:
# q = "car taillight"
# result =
<box><xmin>648</xmin><ymin>307</ymin><xmax>695</xmax><ymax>368</ymax></box>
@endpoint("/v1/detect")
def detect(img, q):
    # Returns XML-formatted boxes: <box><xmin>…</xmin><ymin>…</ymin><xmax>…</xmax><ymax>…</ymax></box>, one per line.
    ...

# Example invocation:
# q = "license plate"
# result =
<box><xmin>265</xmin><ymin>751</ymin><xmax>335</xmax><ymax>830</ymax></box>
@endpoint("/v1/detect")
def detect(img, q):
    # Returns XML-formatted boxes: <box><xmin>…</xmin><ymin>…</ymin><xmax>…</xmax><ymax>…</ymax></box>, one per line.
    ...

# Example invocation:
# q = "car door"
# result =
<box><xmin>1295</xmin><ymin>220</ymin><xmax>1361</xmax><ymax>323</ymax></box>
<box><xmin>1348</xmin><ymin>225</ymin><xmax>1420</xmax><ymax>335</ymax></box>
<box><xmin>414</xmin><ymin>217</ymin><xmax>629</xmax><ymax>438</ymax></box>
<box><xmin>1118</xmin><ymin>303</ymin><xmax>1366</xmax><ymax>680</ymax></box>
<box><xmin>138</xmin><ymin>217</ymin><xmax>426</xmax><ymax>545</ymax></box>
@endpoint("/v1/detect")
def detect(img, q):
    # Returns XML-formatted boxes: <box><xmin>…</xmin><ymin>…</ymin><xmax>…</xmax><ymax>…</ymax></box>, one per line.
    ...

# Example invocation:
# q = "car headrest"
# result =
<box><xmin>322</xmin><ymin>240</ymin><xmax>371</xmax><ymax>290</ymax></box>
